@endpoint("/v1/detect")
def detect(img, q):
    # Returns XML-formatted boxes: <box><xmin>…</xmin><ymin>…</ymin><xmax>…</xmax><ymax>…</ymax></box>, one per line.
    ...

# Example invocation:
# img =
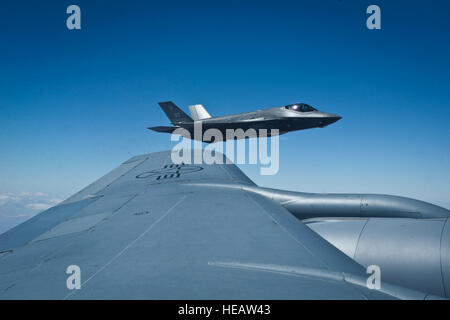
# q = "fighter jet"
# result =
<box><xmin>149</xmin><ymin>101</ymin><xmax>341</xmax><ymax>141</ymax></box>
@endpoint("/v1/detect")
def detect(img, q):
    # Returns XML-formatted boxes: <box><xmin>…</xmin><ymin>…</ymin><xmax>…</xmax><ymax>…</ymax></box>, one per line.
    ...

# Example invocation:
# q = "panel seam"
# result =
<box><xmin>353</xmin><ymin>218</ymin><xmax>370</xmax><ymax>261</ymax></box>
<box><xmin>63</xmin><ymin>194</ymin><xmax>187</xmax><ymax>300</ymax></box>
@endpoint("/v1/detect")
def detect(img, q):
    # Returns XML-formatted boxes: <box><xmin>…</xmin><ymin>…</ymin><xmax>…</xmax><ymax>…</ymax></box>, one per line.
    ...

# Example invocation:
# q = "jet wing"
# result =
<box><xmin>0</xmin><ymin>151</ymin><xmax>427</xmax><ymax>299</ymax></box>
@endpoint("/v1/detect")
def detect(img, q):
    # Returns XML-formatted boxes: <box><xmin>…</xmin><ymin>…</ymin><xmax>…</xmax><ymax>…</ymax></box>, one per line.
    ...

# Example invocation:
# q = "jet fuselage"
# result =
<box><xmin>149</xmin><ymin>102</ymin><xmax>341</xmax><ymax>141</ymax></box>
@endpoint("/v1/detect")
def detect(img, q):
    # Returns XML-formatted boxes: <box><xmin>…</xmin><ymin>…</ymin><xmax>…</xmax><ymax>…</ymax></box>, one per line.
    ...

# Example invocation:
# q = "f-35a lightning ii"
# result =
<box><xmin>149</xmin><ymin>101</ymin><xmax>342</xmax><ymax>141</ymax></box>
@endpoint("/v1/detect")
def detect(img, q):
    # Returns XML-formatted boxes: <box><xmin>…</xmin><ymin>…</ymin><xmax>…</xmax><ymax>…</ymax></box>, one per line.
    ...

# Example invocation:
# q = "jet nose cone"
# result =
<box><xmin>329</xmin><ymin>115</ymin><xmax>342</xmax><ymax>124</ymax></box>
<box><xmin>318</xmin><ymin>114</ymin><xmax>342</xmax><ymax>127</ymax></box>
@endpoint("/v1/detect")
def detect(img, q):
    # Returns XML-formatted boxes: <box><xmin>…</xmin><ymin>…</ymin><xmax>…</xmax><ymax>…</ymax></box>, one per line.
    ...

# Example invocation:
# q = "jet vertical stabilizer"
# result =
<box><xmin>158</xmin><ymin>101</ymin><xmax>193</xmax><ymax>125</ymax></box>
<box><xmin>189</xmin><ymin>104</ymin><xmax>211</xmax><ymax>120</ymax></box>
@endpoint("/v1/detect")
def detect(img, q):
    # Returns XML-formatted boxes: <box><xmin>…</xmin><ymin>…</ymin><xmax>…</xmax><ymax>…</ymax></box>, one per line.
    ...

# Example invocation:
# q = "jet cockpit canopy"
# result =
<box><xmin>285</xmin><ymin>103</ymin><xmax>317</xmax><ymax>112</ymax></box>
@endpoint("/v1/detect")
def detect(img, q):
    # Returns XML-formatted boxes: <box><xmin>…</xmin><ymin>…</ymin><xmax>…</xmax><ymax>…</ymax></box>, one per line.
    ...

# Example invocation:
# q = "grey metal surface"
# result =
<box><xmin>0</xmin><ymin>150</ymin><xmax>435</xmax><ymax>300</ymax></box>
<box><xmin>0</xmin><ymin>196</ymin><xmax>101</xmax><ymax>252</ymax></box>
<box><xmin>246</xmin><ymin>187</ymin><xmax>450</xmax><ymax>219</ymax></box>
<box><xmin>305</xmin><ymin>217</ymin><xmax>450</xmax><ymax>298</ymax></box>
<box><xmin>1</xmin><ymin>150</ymin><xmax>447</xmax><ymax>299</ymax></box>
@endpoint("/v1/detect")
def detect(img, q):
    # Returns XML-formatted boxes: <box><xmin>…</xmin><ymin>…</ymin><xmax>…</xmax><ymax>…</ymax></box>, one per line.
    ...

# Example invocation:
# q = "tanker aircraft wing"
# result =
<box><xmin>0</xmin><ymin>151</ymin><xmax>431</xmax><ymax>299</ymax></box>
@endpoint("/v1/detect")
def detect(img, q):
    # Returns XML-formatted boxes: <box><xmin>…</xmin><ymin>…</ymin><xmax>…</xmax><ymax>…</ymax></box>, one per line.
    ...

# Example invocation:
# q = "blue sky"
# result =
<box><xmin>0</xmin><ymin>0</ymin><xmax>449</xmax><ymax>231</ymax></box>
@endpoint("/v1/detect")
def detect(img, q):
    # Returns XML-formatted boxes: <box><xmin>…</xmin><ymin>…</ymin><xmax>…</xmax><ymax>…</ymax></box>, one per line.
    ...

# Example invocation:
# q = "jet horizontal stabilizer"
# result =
<box><xmin>148</xmin><ymin>126</ymin><xmax>179</xmax><ymax>133</ymax></box>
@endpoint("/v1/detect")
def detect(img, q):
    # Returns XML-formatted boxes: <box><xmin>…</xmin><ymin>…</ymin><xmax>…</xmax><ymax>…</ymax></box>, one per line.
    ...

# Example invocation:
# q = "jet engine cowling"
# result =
<box><xmin>304</xmin><ymin>217</ymin><xmax>450</xmax><ymax>298</ymax></box>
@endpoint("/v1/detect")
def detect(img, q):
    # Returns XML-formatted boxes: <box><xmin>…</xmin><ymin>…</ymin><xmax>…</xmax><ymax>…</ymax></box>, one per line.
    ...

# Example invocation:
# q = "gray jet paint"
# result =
<box><xmin>149</xmin><ymin>101</ymin><xmax>342</xmax><ymax>141</ymax></box>
<box><xmin>0</xmin><ymin>151</ymin><xmax>449</xmax><ymax>299</ymax></box>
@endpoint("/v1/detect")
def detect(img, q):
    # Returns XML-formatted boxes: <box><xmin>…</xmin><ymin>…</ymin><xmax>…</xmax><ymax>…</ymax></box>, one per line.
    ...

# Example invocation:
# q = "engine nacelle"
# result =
<box><xmin>245</xmin><ymin>187</ymin><xmax>450</xmax><ymax>219</ymax></box>
<box><xmin>241</xmin><ymin>186</ymin><xmax>450</xmax><ymax>297</ymax></box>
<box><xmin>305</xmin><ymin>217</ymin><xmax>450</xmax><ymax>298</ymax></box>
